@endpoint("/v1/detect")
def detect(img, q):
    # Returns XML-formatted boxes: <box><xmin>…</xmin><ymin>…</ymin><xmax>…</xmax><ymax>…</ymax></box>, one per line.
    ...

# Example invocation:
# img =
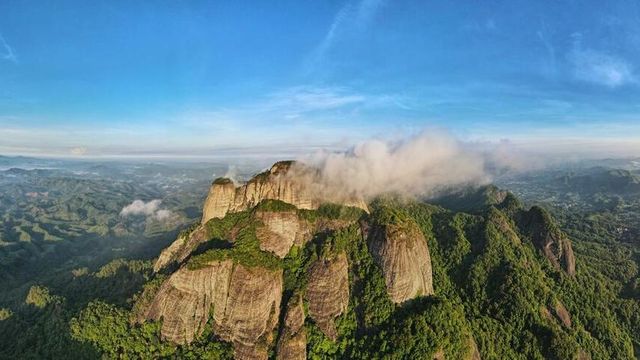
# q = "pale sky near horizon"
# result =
<box><xmin>1</xmin><ymin>0</ymin><xmax>640</xmax><ymax>158</ymax></box>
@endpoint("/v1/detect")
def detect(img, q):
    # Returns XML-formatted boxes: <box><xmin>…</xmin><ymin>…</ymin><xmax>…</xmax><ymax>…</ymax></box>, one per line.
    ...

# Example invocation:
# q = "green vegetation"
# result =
<box><xmin>189</xmin><ymin>211</ymin><xmax>282</xmax><ymax>270</ymax></box>
<box><xmin>254</xmin><ymin>198</ymin><xmax>298</xmax><ymax>212</ymax></box>
<box><xmin>212</xmin><ymin>177</ymin><xmax>233</xmax><ymax>185</ymax></box>
<box><xmin>95</xmin><ymin>258</ymin><xmax>151</xmax><ymax>278</ymax></box>
<box><xmin>70</xmin><ymin>301</ymin><xmax>233</xmax><ymax>359</ymax></box>
<box><xmin>1</xmin><ymin>159</ymin><xmax>639</xmax><ymax>359</ymax></box>
<box><xmin>25</xmin><ymin>285</ymin><xmax>60</xmax><ymax>308</ymax></box>
<box><xmin>0</xmin><ymin>308</ymin><xmax>12</xmax><ymax>320</ymax></box>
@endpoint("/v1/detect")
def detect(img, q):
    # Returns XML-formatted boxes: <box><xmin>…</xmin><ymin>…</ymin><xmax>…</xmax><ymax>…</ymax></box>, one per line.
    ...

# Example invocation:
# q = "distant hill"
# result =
<box><xmin>558</xmin><ymin>167</ymin><xmax>640</xmax><ymax>194</ymax></box>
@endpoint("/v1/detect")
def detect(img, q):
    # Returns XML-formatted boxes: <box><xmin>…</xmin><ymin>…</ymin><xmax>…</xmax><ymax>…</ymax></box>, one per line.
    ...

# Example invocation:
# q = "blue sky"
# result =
<box><xmin>1</xmin><ymin>0</ymin><xmax>639</xmax><ymax>157</ymax></box>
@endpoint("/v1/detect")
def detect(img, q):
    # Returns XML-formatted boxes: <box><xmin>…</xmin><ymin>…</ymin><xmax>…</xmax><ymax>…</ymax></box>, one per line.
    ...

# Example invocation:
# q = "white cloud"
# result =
<box><xmin>120</xmin><ymin>199</ymin><xmax>175</xmax><ymax>221</ymax></box>
<box><xmin>0</xmin><ymin>34</ymin><xmax>17</xmax><ymax>63</ymax></box>
<box><xmin>178</xmin><ymin>85</ymin><xmax>405</xmax><ymax>133</ymax></box>
<box><xmin>568</xmin><ymin>47</ymin><xmax>635</xmax><ymax>88</ymax></box>
<box><xmin>299</xmin><ymin>131</ymin><xmax>490</xmax><ymax>199</ymax></box>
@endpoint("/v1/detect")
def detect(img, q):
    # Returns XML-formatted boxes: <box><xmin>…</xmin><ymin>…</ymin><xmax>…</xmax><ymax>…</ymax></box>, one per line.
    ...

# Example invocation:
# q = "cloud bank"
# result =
<box><xmin>120</xmin><ymin>199</ymin><xmax>174</xmax><ymax>221</ymax></box>
<box><xmin>296</xmin><ymin>131</ymin><xmax>494</xmax><ymax>200</ymax></box>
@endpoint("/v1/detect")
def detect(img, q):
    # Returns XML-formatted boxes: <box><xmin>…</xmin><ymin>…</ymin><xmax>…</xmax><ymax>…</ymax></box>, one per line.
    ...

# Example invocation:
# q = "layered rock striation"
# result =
<box><xmin>368</xmin><ymin>213</ymin><xmax>434</xmax><ymax>303</ymax></box>
<box><xmin>254</xmin><ymin>209</ymin><xmax>311</xmax><ymax>258</ymax></box>
<box><xmin>305</xmin><ymin>252</ymin><xmax>350</xmax><ymax>340</ymax></box>
<box><xmin>201</xmin><ymin>161</ymin><xmax>368</xmax><ymax>224</ymax></box>
<box><xmin>276</xmin><ymin>294</ymin><xmax>307</xmax><ymax>360</ymax></box>
<box><xmin>140</xmin><ymin>261</ymin><xmax>282</xmax><ymax>359</ymax></box>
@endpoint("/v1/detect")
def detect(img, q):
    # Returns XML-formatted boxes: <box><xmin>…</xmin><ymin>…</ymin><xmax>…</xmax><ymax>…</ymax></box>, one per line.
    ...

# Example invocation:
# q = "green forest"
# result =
<box><xmin>1</xmin><ymin>191</ymin><xmax>637</xmax><ymax>359</ymax></box>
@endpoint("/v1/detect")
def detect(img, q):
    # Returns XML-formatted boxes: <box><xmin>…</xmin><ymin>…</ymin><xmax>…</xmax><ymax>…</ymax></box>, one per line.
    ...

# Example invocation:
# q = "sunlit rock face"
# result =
<box><xmin>140</xmin><ymin>260</ymin><xmax>234</xmax><ymax>344</ymax></box>
<box><xmin>214</xmin><ymin>264</ymin><xmax>283</xmax><ymax>360</ymax></box>
<box><xmin>255</xmin><ymin>210</ymin><xmax>311</xmax><ymax>258</ymax></box>
<box><xmin>140</xmin><ymin>261</ymin><xmax>283</xmax><ymax>360</ymax></box>
<box><xmin>368</xmin><ymin>219</ymin><xmax>434</xmax><ymax>304</ymax></box>
<box><xmin>201</xmin><ymin>161</ymin><xmax>368</xmax><ymax>224</ymax></box>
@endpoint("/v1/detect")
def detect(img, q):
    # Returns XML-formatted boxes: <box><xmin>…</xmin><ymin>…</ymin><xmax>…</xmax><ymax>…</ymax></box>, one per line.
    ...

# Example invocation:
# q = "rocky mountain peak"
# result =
<box><xmin>201</xmin><ymin>161</ymin><xmax>368</xmax><ymax>224</ymax></box>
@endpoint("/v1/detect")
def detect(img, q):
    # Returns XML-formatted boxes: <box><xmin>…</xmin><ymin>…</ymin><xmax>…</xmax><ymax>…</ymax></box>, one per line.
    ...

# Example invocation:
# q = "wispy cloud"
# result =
<box><xmin>182</xmin><ymin>85</ymin><xmax>406</xmax><ymax>127</ymax></box>
<box><xmin>306</xmin><ymin>0</ymin><xmax>385</xmax><ymax>71</ymax></box>
<box><xmin>568</xmin><ymin>35</ymin><xmax>635</xmax><ymax>88</ymax></box>
<box><xmin>0</xmin><ymin>34</ymin><xmax>17</xmax><ymax>63</ymax></box>
<box><xmin>536</xmin><ymin>19</ymin><xmax>557</xmax><ymax>76</ymax></box>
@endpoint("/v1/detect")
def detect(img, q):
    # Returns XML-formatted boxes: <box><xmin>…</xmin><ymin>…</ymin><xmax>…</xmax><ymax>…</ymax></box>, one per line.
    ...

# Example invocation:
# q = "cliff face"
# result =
<box><xmin>276</xmin><ymin>294</ymin><xmax>306</xmax><ymax>360</ymax></box>
<box><xmin>201</xmin><ymin>161</ymin><xmax>368</xmax><ymax>224</ymax></box>
<box><xmin>255</xmin><ymin>210</ymin><xmax>311</xmax><ymax>258</ymax></box>
<box><xmin>214</xmin><ymin>265</ymin><xmax>283</xmax><ymax>360</ymax></box>
<box><xmin>305</xmin><ymin>252</ymin><xmax>350</xmax><ymax>340</ymax></box>
<box><xmin>140</xmin><ymin>261</ymin><xmax>282</xmax><ymax>359</ymax></box>
<box><xmin>153</xmin><ymin>224</ymin><xmax>210</xmax><ymax>272</ymax></box>
<box><xmin>521</xmin><ymin>206</ymin><xmax>576</xmax><ymax>276</ymax></box>
<box><xmin>140</xmin><ymin>260</ymin><xmax>234</xmax><ymax>344</ymax></box>
<box><xmin>368</xmin><ymin>219</ymin><xmax>434</xmax><ymax>303</ymax></box>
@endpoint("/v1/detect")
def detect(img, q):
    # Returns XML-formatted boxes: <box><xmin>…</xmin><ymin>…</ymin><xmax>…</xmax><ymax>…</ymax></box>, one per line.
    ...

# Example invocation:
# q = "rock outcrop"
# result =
<box><xmin>140</xmin><ymin>260</ymin><xmax>234</xmax><ymax>344</ymax></box>
<box><xmin>140</xmin><ymin>262</ymin><xmax>282</xmax><ymax>359</ymax></box>
<box><xmin>201</xmin><ymin>161</ymin><xmax>368</xmax><ymax>224</ymax></box>
<box><xmin>368</xmin><ymin>218</ymin><xmax>434</xmax><ymax>303</ymax></box>
<box><xmin>552</xmin><ymin>301</ymin><xmax>572</xmax><ymax>328</ymax></box>
<box><xmin>305</xmin><ymin>252</ymin><xmax>350</xmax><ymax>340</ymax></box>
<box><xmin>215</xmin><ymin>265</ymin><xmax>284</xmax><ymax>360</ymax></box>
<box><xmin>153</xmin><ymin>224</ymin><xmax>211</xmax><ymax>272</ymax></box>
<box><xmin>255</xmin><ymin>210</ymin><xmax>311</xmax><ymax>258</ymax></box>
<box><xmin>521</xmin><ymin>206</ymin><xmax>576</xmax><ymax>276</ymax></box>
<box><xmin>276</xmin><ymin>294</ymin><xmax>307</xmax><ymax>360</ymax></box>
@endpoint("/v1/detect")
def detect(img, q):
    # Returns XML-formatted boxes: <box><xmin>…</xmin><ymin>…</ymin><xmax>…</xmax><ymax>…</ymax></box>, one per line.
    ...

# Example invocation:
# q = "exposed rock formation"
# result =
<box><xmin>552</xmin><ymin>301</ymin><xmax>572</xmax><ymax>328</ymax></box>
<box><xmin>215</xmin><ymin>265</ymin><xmax>284</xmax><ymax>360</ymax></box>
<box><xmin>153</xmin><ymin>224</ymin><xmax>211</xmax><ymax>272</ymax></box>
<box><xmin>140</xmin><ymin>262</ymin><xmax>282</xmax><ymax>359</ymax></box>
<box><xmin>521</xmin><ymin>206</ymin><xmax>576</xmax><ymax>276</ymax></box>
<box><xmin>140</xmin><ymin>260</ymin><xmax>233</xmax><ymax>344</ymax></box>
<box><xmin>255</xmin><ymin>210</ymin><xmax>311</xmax><ymax>258</ymax></box>
<box><xmin>368</xmin><ymin>219</ymin><xmax>434</xmax><ymax>303</ymax></box>
<box><xmin>201</xmin><ymin>161</ymin><xmax>368</xmax><ymax>224</ymax></box>
<box><xmin>305</xmin><ymin>252</ymin><xmax>350</xmax><ymax>340</ymax></box>
<box><xmin>276</xmin><ymin>294</ymin><xmax>306</xmax><ymax>360</ymax></box>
